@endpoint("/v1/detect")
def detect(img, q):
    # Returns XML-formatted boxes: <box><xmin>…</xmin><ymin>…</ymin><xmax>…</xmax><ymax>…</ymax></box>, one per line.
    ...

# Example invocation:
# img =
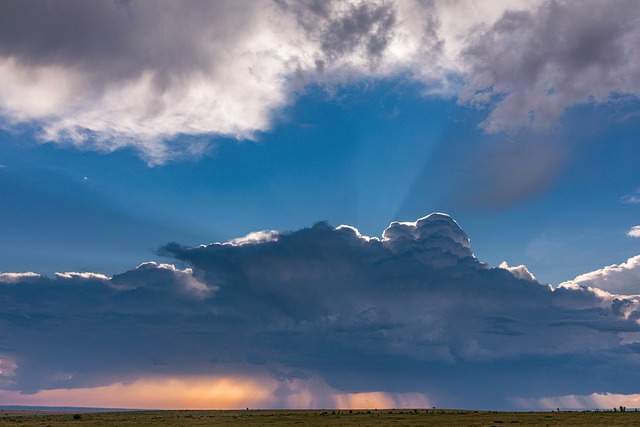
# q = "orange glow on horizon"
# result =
<box><xmin>333</xmin><ymin>391</ymin><xmax>431</xmax><ymax>410</ymax></box>
<box><xmin>0</xmin><ymin>376</ymin><xmax>278</xmax><ymax>410</ymax></box>
<box><xmin>0</xmin><ymin>375</ymin><xmax>432</xmax><ymax>410</ymax></box>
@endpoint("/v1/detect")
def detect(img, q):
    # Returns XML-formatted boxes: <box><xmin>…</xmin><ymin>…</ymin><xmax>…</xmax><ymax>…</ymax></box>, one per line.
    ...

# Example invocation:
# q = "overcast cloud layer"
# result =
<box><xmin>2</xmin><ymin>213</ymin><xmax>640</xmax><ymax>409</ymax></box>
<box><xmin>1</xmin><ymin>0</ymin><xmax>640</xmax><ymax>163</ymax></box>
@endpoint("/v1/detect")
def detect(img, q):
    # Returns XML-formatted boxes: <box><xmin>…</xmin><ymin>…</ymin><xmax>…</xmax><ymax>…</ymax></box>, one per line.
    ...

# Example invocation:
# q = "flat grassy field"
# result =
<box><xmin>1</xmin><ymin>409</ymin><xmax>639</xmax><ymax>427</ymax></box>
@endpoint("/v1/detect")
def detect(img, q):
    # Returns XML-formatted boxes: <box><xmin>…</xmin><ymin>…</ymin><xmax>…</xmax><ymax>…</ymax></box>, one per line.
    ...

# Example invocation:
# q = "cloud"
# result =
<box><xmin>3</xmin><ymin>213</ymin><xmax>640</xmax><ymax>408</ymax></box>
<box><xmin>558</xmin><ymin>255</ymin><xmax>640</xmax><ymax>295</ymax></box>
<box><xmin>513</xmin><ymin>392</ymin><xmax>640</xmax><ymax>410</ymax></box>
<box><xmin>381</xmin><ymin>213</ymin><xmax>474</xmax><ymax>263</ymax></box>
<box><xmin>628</xmin><ymin>226</ymin><xmax>640</xmax><ymax>238</ymax></box>
<box><xmin>0</xmin><ymin>355</ymin><xmax>17</xmax><ymax>388</ymax></box>
<box><xmin>227</xmin><ymin>230</ymin><xmax>280</xmax><ymax>246</ymax></box>
<box><xmin>459</xmin><ymin>0</ymin><xmax>640</xmax><ymax>133</ymax></box>
<box><xmin>54</xmin><ymin>271</ymin><xmax>110</xmax><ymax>281</ymax></box>
<box><xmin>1</xmin><ymin>1</ymin><xmax>639</xmax><ymax>163</ymax></box>
<box><xmin>623</xmin><ymin>195</ymin><xmax>640</xmax><ymax>204</ymax></box>
<box><xmin>110</xmin><ymin>261</ymin><xmax>212</xmax><ymax>299</ymax></box>
<box><xmin>0</xmin><ymin>375</ymin><xmax>431</xmax><ymax>410</ymax></box>
<box><xmin>0</xmin><ymin>272</ymin><xmax>42</xmax><ymax>284</ymax></box>
<box><xmin>0</xmin><ymin>1</ymin><xmax>297</xmax><ymax>164</ymax></box>
<box><xmin>621</xmin><ymin>188</ymin><xmax>640</xmax><ymax>204</ymax></box>
<box><xmin>499</xmin><ymin>261</ymin><xmax>537</xmax><ymax>282</ymax></box>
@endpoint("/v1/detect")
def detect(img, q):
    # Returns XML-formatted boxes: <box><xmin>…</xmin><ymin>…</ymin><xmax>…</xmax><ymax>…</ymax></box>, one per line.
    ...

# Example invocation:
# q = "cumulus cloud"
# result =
<box><xmin>2</xmin><ymin>213</ymin><xmax>640</xmax><ymax>408</ymax></box>
<box><xmin>0</xmin><ymin>1</ymin><xmax>298</xmax><ymax>163</ymax></box>
<box><xmin>499</xmin><ymin>261</ymin><xmax>537</xmax><ymax>282</ymax></box>
<box><xmin>628</xmin><ymin>226</ymin><xmax>640</xmax><ymax>238</ymax></box>
<box><xmin>110</xmin><ymin>261</ymin><xmax>212</xmax><ymax>298</ymax></box>
<box><xmin>558</xmin><ymin>255</ymin><xmax>640</xmax><ymax>295</ymax></box>
<box><xmin>1</xmin><ymin>0</ymin><xmax>639</xmax><ymax>162</ymax></box>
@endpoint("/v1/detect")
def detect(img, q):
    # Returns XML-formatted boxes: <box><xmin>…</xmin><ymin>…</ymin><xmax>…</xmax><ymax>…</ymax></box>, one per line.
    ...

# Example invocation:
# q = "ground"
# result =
<box><xmin>2</xmin><ymin>409</ymin><xmax>640</xmax><ymax>427</ymax></box>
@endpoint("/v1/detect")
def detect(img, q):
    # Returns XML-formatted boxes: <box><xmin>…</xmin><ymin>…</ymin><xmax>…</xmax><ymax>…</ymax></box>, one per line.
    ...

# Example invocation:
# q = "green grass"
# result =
<box><xmin>1</xmin><ymin>409</ymin><xmax>639</xmax><ymax>426</ymax></box>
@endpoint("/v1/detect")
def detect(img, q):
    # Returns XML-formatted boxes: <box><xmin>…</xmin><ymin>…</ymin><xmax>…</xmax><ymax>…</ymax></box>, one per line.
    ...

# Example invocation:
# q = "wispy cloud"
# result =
<box><xmin>621</xmin><ymin>189</ymin><xmax>640</xmax><ymax>204</ymax></box>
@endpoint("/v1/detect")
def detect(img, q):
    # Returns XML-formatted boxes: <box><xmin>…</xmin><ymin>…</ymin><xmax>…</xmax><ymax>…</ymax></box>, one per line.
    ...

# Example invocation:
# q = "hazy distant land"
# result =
<box><xmin>2</xmin><ymin>408</ymin><xmax>640</xmax><ymax>427</ymax></box>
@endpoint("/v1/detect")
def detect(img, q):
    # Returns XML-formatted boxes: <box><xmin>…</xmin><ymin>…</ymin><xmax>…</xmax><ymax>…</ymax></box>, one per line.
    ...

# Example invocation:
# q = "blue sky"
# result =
<box><xmin>2</xmin><ymin>81</ymin><xmax>639</xmax><ymax>283</ymax></box>
<box><xmin>1</xmin><ymin>0</ymin><xmax>640</xmax><ymax>411</ymax></box>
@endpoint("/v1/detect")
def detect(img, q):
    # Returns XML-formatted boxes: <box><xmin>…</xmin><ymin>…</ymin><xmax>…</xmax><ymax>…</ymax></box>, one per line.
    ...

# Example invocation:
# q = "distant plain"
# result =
<box><xmin>2</xmin><ymin>409</ymin><xmax>640</xmax><ymax>427</ymax></box>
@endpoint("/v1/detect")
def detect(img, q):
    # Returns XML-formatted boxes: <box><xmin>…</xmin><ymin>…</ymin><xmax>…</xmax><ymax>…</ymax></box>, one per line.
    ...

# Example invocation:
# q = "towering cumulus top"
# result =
<box><xmin>382</xmin><ymin>213</ymin><xmax>474</xmax><ymax>266</ymax></box>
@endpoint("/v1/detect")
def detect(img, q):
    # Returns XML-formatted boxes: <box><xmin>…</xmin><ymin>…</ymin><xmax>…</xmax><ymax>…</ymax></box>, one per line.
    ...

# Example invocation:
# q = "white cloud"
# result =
<box><xmin>628</xmin><ymin>226</ymin><xmax>640</xmax><ymax>238</ymax></box>
<box><xmin>623</xmin><ymin>195</ymin><xmax>640</xmax><ymax>204</ymax></box>
<box><xmin>0</xmin><ymin>272</ymin><xmax>41</xmax><ymax>284</ymax></box>
<box><xmin>558</xmin><ymin>255</ymin><xmax>640</xmax><ymax>295</ymax></box>
<box><xmin>227</xmin><ymin>230</ymin><xmax>280</xmax><ymax>246</ymax></box>
<box><xmin>621</xmin><ymin>188</ymin><xmax>640</xmax><ymax>204</ymax></box>
<box><xmin>382</xmin><ymin>212</ymin><xmax>473</xmax><ymax>263</ymax></box>
<box><xmin>1</xmin><ymin>1</ymin><xmax>639</xmax><ymax>163</ymax></box>
<box><xmin>499</xmin><ymin>261</ymin><xmax>537</xmax><ymax>282</ymax></box>
<box><xmin>0</xmin><ymin>1</ymin><xmax>298</xmax><ymax>164</ymax></box>
<box><xmin>54</xmin><ymin>271</ymin><xmax>110</xmax><ymax>281</ymax></box>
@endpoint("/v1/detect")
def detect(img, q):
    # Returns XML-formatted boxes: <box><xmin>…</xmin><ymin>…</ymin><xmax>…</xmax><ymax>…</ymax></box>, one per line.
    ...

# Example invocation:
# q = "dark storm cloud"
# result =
<box><xmin>277</xmin><ymin>0</ymin><xmax>398</xmax><ymax>60</ymax></box>
<box><xmin>460</xmin><ymin>0</ymin><xmax>640</xmax><ymax>132</ymax></box>
<box><xmin>2</xmin><ymin>213</ymin><xmax>640</xmax><ymax>408</ymax></box>
<box><xmin>318</xmin><ymin>2</ymin><xmax>397</xmax><ymax>60</ymax></box>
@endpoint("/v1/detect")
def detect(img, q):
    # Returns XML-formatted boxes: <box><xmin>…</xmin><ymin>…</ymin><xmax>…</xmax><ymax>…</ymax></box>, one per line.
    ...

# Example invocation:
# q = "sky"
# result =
<box><xmin>1</xmin><ymin>0</ymin><xmax>640</xmax><ymax>411</ymax></box>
